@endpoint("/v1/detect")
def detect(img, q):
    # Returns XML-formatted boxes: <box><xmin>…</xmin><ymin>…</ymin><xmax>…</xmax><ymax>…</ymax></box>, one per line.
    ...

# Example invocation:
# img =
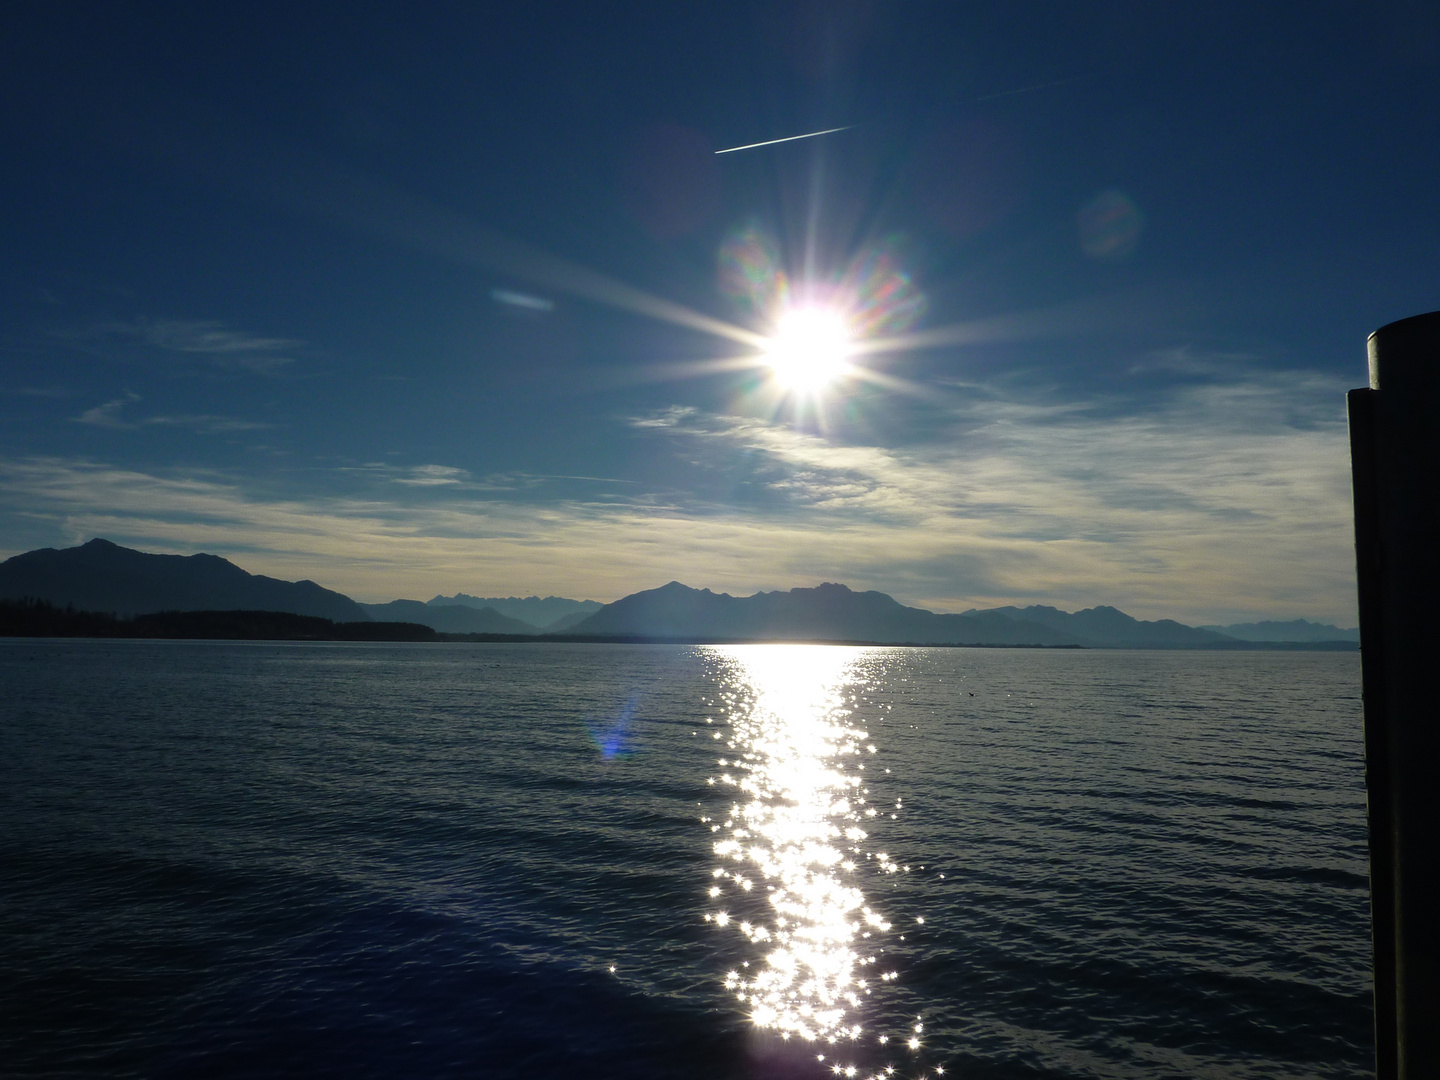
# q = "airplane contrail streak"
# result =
<box><xmin>972</xmin><ymin>77</ymin><xmax>1082</xmax><ymax>102</ymax></box>
<box><xmin>714</xmin><ymin>126</ymin><xmax>853</xmax><ymax>155</ymax></box>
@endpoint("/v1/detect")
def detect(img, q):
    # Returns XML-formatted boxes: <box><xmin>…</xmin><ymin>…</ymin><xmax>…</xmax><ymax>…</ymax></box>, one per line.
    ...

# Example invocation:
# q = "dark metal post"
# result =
<box><xmin>1348</xmin><ymin>311</ymin><xmax>1440</xmax><ymax>1080</ymax></box>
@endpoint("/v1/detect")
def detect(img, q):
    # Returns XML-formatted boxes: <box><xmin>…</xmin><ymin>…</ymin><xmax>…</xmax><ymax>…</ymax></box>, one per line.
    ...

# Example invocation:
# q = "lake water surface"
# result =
<box><xmin>0</xmin><ymin>641</ymin><xmax>1371</xmax><ymax>1079</ymax></box>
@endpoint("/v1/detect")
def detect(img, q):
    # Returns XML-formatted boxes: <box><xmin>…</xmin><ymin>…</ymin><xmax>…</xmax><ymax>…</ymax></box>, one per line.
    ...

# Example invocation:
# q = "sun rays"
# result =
<box><xmin>763</xmin><ymin>308</ymin><xmax>854</xmax><ymax>392</ymax></box>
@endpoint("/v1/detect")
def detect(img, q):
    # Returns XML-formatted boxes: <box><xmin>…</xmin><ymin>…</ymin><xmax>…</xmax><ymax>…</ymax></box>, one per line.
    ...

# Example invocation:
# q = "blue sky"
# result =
<box><xmin>2</xmin><ymin>3</ymin><xmax>1436</xmax><ymax>624</ymax></box>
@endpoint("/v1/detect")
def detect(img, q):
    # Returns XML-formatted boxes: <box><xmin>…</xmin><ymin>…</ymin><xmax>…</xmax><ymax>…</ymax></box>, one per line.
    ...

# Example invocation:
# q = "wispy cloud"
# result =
<box><xmin>630</xmin><ymin>405</ymin><xmax>697</xmax><ymax>429</ymax></box>
<box><xmin>384</xmin><ymin>464</ymin><xmax>469</xmax><ymax>486</ymax></box>
<box><xmin>624</xmin><ymin>357</ymin><xmax>1357</xmax><ymax>620</ymax></box>
<box><xmin>133</xmin><ymin>319</ymin><xmax>299</xmax><ymax>355</ymax></box>
<box><xmin>338</xmin><ymin>463</ymin><xmax>636</xmax><ymax>493</ymax></box>
<box><xmin>490</xmin><ymin>288</ymin><xmax>555</xmax><ymax>312</ymax></box>
<box><xmin>6</xmin><ymin>357</ymin><xmax>1359</xmax><ymax>623</ymax></box>
<box><xmin>144</xmin><ymin>414</ymin><xmax>271</xmax><ymax>434</ymax></box>
<box><xmin>72</xmin><ymin>394</ymin><xmax>268</xmax><ymax>434</ymax></box>
<box><xmin>106</xmin><ymin>319</ymin><xmax>301</xmax><ymax>373</ymax></box>
<box><xmin>342</xmin><ymin>462</ymin><xmax>504</xmax><ymax>489</ymax></box>
<box><xmin>75</xmin><ymin>392</ymin><xmax>141</xmax><ymax>428</ymax></box>
<box><xmin>0</xmin><ymin>455</ymin><xmax>916</xmax><ymax>605</ymax></box>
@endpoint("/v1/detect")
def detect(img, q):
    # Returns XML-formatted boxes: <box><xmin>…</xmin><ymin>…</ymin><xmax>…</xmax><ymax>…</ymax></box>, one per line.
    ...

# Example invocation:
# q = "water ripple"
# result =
<box><xmin>0</xmin><ymin>641</ymin><xmax>1370</xmax><ymax>1079</ymax></box>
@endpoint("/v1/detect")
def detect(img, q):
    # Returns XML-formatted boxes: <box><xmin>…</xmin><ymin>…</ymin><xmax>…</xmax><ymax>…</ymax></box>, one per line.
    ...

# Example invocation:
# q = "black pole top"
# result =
<box><xmin>1368</xmin><ymin>310</ymin><xmax>1440</xmax><ymax>392</ymax></box>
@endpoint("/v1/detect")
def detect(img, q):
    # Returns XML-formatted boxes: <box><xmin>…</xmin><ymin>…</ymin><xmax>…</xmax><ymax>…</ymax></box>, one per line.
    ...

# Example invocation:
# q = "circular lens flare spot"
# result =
<box><xmin>764</xmin><ymin>308</ymin><xmax>852</xmax><ymax>392</ymax></box>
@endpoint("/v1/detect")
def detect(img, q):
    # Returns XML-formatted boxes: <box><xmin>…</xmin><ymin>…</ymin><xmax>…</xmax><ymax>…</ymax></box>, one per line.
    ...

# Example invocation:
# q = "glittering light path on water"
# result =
<box><xmin>700</xmin><ymin>646</ymin><xmax>939</xmax><ymax>1078</ymax></box>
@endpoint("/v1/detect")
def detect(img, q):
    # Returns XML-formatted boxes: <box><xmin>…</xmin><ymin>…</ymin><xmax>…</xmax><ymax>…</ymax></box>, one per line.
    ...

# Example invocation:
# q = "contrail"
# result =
<box><xmin>972</xmin><ymin>77</ymin><xmax>1082</xmax><ymax>103</ymax></box>
<box><xmin>714</xmin><ymin>126</ymin><xmax>853</xmax><ymax>155</ymax></box>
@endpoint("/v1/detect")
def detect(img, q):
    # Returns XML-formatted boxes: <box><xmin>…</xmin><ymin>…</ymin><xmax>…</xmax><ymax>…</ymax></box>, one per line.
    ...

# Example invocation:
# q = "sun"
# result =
<box><xmin>763</xmin><ymin>307</ymin><xmax>853</xmax><ymax>392</ymax></box>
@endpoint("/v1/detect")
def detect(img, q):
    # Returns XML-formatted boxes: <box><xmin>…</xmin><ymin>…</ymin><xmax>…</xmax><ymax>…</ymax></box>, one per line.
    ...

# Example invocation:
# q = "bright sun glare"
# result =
<box><xmin>764</xmin><ymin>308</ymin><xmax>852</xmax><ymax>392</ymax></box>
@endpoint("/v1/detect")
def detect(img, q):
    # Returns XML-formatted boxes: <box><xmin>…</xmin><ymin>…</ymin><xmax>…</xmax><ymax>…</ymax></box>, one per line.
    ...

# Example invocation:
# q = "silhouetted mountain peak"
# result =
<box><xmin>1199</xmin><ymin>618</ymin><xmax>1358</xmax><ymax>643</ymax></box>
<box><xmin>965</xmin><ymin>602</ymin><xmax>1231</xmax><ymax>646</ymax></box>
<box><xmin>569</xmin><ymin>580</ymin><xmax>1071</xmax><ymax>644</ymax></box>
<box><xmin>0</xmin><ymin>539</ymin><xmax>368</xmax><ymax>622</ymax></box>
<box><xmin>2</xmin><ymin>541</ymin><xmax>1346</xmax><ymax>648</ymax></box>
<box><xmin>654</xmin><ymin>580</ymin><xmax>726</xmax><ymax>597</ymax></box>
<box><xmin>426</xmin><ymin>592</ymin><xmax>600</xmax><ymax>625</ymax></box>
<box><xmin>359</xmin><ymin>599</ymin><xmax>538</xmax><ymax>634</ymax></box>
<box><xmin>567</xmin><ymin>582</ymin><xmax>1262</xmax><ymax>647</ymax></box>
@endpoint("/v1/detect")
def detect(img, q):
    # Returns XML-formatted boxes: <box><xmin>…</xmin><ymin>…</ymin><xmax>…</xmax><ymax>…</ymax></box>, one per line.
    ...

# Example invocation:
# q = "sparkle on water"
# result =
<box><xmin>701</xmin><ymin>645</ymin><xmax>935</xmax><ymax>1079</ymax></box>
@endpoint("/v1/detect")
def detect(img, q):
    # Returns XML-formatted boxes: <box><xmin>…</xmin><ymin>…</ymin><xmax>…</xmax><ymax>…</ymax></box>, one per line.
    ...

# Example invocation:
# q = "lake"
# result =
<box><xmin>0</xmin><ymin>640</ymin><xmax>1372</xmax><ymax>1079</ymax></box>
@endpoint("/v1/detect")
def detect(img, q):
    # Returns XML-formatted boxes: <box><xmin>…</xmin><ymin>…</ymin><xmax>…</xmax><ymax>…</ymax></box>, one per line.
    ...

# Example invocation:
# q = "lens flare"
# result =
<box><xmin>718</xmin><ymin>221</ymin><xmax>789</xmax><ymax>316</ymax></box>
<box><xmin>1077</xmin><ymin>189</ymin><xmax>1143</xmax><ymax>261</ymax></box>
<box><xmin>765</xmin><ymin>308</ymin><xmax>853</xmax><ymax>391</ymax></box>
<box><xmin>586</xmin><ymin>694</ymin><xmax>641</xmax><ymax>759</ymax></box>
<box><xmin>837</xmin><ymin>243</ymin><xmax>926</xmax><ymax>341</ymax></box>
<box><xmin>718</xmin><ymin>223</ymin><xmax>926</xmax><ymax>405</ymax></box>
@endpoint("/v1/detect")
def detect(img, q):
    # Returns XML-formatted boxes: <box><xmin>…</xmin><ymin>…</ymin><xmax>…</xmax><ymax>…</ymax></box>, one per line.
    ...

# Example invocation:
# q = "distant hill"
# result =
<box><xmin>565</xmin><ymin>582</ymin><xmax>1308</xmax><ymax>647</ymax></box>
<box><xmin>971</xmin><ymin>604</ymin><xmax>1232</xmax><ymax>648</ymax></box>
<box><xmin>540</xmin><ymin>609</ymin><xmax>599</xmax><ymax>633</ymax></box>
<box><xmin>0</xmin><ymin>539</ymin><xmax>368</xmax><ymax>622</ymax></box>
<box><xmin>360</xmin><ymin>599</ymin><xmax>538</xmax><ymax>634</ymax></box>
<box><xmin>0</xmin><ymin>540</ymin><xmax>1353</xmax><ymax>648</ymax></box>
<box><xmin>0</xmin><ymin>599</ymin><xmax>434</xmax><ymax>641</ymax></box>
<box><xmin>1199</xmin><ymin>618</ymin><xmax>1358</xmax><ymax>643</ymax></box>
<box><xmin>565</xmin><ymin>581</ymin><xmax>1077</xmax><ymax>645</ymax></box>
<box><xmin>428</xmin><ymin>592</ymin><xmax>602</xmax><ymax>627</ymax></box>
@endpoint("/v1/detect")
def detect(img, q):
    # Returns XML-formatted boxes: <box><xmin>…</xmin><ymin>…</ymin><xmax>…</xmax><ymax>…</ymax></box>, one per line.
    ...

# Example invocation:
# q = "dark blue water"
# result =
<box><xmin>0</xmin><ymin>641</ymin><xmax>1371</xmax><ymax>1079</ymax></box>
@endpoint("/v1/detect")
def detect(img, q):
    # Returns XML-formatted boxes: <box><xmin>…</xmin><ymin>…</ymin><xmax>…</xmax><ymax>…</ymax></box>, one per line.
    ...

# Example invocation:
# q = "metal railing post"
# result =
<box><xmin>1348</xmin><ymin>310</ymin><xmax>1440</xmax><ymax>1080</ymax></box>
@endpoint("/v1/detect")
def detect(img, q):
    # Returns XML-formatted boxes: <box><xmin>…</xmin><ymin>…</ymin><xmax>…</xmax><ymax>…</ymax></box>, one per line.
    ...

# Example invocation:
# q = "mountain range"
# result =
<box><xmin>358</xmin><ymin>599</ymin><xmax>542</xmax><ymax>634</ymax></box>
<box><xmin>567</xmin><ymin>580</ymin><xmax>1243</xmax><ymax>647</ymax></box>
<box><xmin>0</xmin><ymin>539</ymin><xmax>1357</xmax><ymax>648</ymax></box>
<box><xmin>1198</xmin><ymin>618</ymin><xmax>1359</xmax><ymax>643</ymax></box>
<box><xmin>426</xmin><ymin>593</ymin><xmax>603</xmax><ymax>630</ymax></box>
<box><xmin>0</xmin><ymin>539</ymin><xmax>367</xmax><ymax>622</ymax></box>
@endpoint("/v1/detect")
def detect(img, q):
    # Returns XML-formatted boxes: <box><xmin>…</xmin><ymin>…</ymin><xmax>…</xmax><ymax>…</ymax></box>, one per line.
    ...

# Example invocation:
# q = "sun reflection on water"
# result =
<box><xmin>701</xmin><ymin>645</ymin><xmax>902</xmax><ymax>1057</ymax></box>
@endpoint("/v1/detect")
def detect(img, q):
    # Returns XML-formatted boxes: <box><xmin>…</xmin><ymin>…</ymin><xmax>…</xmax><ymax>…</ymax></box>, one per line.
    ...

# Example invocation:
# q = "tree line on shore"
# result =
<box><xmin>0</xmin><ymin>599</ymin><xmax>438</xmax><ymax>641</ymax></box>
